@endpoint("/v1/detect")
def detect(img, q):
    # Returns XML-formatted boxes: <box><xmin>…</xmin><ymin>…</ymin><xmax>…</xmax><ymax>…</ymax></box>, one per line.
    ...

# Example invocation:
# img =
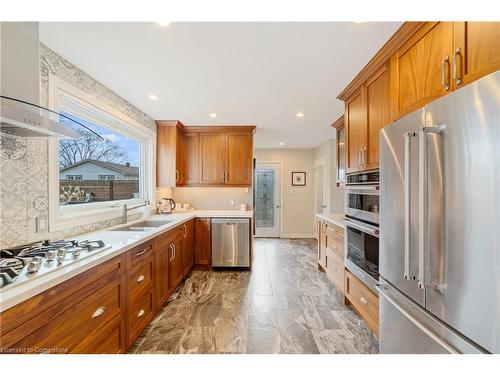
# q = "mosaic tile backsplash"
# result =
<box><xmin>0</xmin><ymin>44</ymin><xmax>155</xmax><ymax>248</ymax></box>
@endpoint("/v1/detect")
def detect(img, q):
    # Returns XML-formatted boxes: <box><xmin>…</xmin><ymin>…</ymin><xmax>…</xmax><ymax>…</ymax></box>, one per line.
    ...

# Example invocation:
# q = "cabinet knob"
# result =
<box><xmin>91</xmin><ymin>306</ymin><xmax>106</xmax><ymax>319</ymax></box>
<box><xmin>137</xmin><ymin>275</ymin><xmax>145</xmax><ymax>283</ymax></box>
<box><xmin>360</xmin><ymin>297</ymin><xmax>368</xmax><ymax>305</ymax></box>
<box><xmin>137</xmin><ymin>309</ymin><xmax>145</xmax><ymax>318</ymax></box>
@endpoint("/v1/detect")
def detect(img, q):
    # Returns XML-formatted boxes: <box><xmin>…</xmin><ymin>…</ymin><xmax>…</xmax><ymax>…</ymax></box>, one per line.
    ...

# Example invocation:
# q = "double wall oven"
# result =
<box><xmin>343</xmin><ymin>171</ymin><xmax>379</xmax><ymax>292</ymax></box>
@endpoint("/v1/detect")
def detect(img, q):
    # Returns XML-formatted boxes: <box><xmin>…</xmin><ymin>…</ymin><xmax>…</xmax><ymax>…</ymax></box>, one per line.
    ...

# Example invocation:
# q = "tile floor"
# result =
<box><xmin>129</xmin><ymin>238</ymin><xmax>378</xmax><ymax>354</ymax></box>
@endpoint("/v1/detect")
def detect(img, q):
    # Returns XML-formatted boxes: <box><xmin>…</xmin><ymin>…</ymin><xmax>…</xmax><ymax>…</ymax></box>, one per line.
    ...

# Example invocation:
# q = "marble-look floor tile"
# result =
<box><xmin>130</xmin><ymin>238</ymin><xmax>378</xmax><ymax>354</ymax></box>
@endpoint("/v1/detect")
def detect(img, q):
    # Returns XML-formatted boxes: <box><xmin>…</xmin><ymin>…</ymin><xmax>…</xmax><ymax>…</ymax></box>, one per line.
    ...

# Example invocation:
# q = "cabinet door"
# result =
<box><xmin>181</xmin><ymin>220</ymin><xmax>195</xmax><ymax>274</ymax></box>
<box><xmin>169</xmin><ymin>237</ymin><xmax>184</xmax><ymax>289</ymax></box>
<box><xmin>154</xmin><ymin>238</ymin><xmax>171</xmax><ymax>307</ymax></box>
<box><xmin>391</xmin><ymin>22</ymin><xmax>453</xmax><ymax>119</ymax></box>
<box><xmin>176</xmin><ymin>127</ymin><xmax>184</xmax><ymax>185</ymax></box>
<box><xmin>453</xmin><ymin>22</ymin><xmax>500</xmax><ymax>88</ymax></box>
<box><xmin>226</xmin><ymin>133</ymin><xmax>253</xmax><ymax>186</ymax></box>
<box><xmin>364</xmin><ymin>64</ymin><xmax>390</xmax><ymax>170</ymax></box>
<box><xmin>195</xmin><ymin>218</ymin><xmax>211</xmax><ymax>266</ymax></box>
<box><xmin>345</xmin><ymin>88</ymin><xmax>366</xmax><ymax>173</ymax></box>
<box><xmin>182</xmin><ymin>132</ymin><xmax>200</xmax><ymax>185</ymax></box>
<box><xmin>200</xmin><ymin>133</ymin><xmax>227</xmax><ymax>184</ymax></box>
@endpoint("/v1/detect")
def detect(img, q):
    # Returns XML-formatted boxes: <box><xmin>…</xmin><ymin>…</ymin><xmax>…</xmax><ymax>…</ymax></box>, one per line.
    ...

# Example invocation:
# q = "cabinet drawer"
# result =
<box><xmin>13</xmin><ymin>276</ymin><xmax>124</xmax><ymax>353</ymax></box>
<box><xmin>325</xmin><ymin>249</ymin><xmax>344</xmax><ymax>292</ymax></box>
<box><xmin>345</xmin><ymin>270</ymin><xmax>379</xmax><ymax>335</ymax></box>
<box><xmin>128</xmin><ymin>289</ymin><xmax>154</xmax><ymax>345</ymax></box>
<box><xmin>73</xmin><ymin>313</ymin><xmax>124</xmax><ymax>354</ymax></box>
<box><xmin>127</xmin><ymin>241</ymin><xmax>153</xmax><ymax>269</ymax></box>
<box><xmin>128</xmin><ymin>256</ymin><xmax>154</xmax><ymax>301</ymax></box>
<box><xmin>325</xmin><ymin>224</ymin><xmax>344</xmax><ymax>258</ymax></box>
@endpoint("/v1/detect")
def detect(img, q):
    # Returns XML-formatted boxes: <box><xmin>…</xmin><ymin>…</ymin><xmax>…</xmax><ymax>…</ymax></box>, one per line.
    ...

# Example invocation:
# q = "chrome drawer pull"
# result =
<box><xmin>137</xmin><ymin>309</ymin><xmax>145</xmax><ymax>318</ymax></box>
<box><xmin>360</xmin><ymin>297</ymin><xmax>368</xmax><ymax>305</ymax></box>
<box><xmin>92</xmin><ymin>306</ymin><xmax>106</xmax><ymax>319</ymax></box>
<box><xmin>137</xmin><ymin>275</ymin><xmax>145</xmax><ymax>283</ymax></box>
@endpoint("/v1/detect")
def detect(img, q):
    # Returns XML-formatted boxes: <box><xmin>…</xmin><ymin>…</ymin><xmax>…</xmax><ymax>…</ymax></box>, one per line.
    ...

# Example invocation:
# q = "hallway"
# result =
<box><xmin>130</xmin><ymin>238</ymin><xmax>378</xmax><ymax>354</ymax></box>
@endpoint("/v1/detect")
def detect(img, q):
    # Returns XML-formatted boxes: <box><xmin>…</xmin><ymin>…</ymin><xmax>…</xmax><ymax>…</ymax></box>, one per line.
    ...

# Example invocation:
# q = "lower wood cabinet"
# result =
<box><xmin>195</xmin><ymin>218</ymin><xmax>211</xmax><ymax>266</ymax></box>
<box><xmin>344</xmin><ymin>270</ymin><xmax>379</xmax><ymax>336</ymax></box>
<box><xmin>181</xmin><ymin>219</ymin><xmax>195</xmax><ymax>275</ymax></box>
<box><xmin>318</xmin><ymin>219</ymin><xmax>345</xmax><ymax>294</ymax></box>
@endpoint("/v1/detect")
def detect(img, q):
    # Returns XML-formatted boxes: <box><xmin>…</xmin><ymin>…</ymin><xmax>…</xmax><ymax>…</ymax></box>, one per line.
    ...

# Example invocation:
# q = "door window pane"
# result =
<box><xmin>255</xmin><ymin>169</ymin><xmax>275</xmax><ymax>229</ymax></box>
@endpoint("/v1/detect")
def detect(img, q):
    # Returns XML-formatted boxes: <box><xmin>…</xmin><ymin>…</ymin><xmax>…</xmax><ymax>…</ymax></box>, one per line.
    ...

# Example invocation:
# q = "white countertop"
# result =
<box><xmin>0</xmin><ymin>210</ymin><xmax>253</xmax><ymax>312</ymax></box>
<box><xmin>316</xmin><ymin>213</ymin><xmax>345</xmax><ymax>228</ymax></box>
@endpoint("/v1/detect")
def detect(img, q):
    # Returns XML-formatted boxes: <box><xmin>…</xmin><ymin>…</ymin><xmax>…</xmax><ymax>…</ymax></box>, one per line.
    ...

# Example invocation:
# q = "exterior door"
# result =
<box><xmin>254</xmin><ymin>162</ymin><xmax>281</xmax><ymax>237</ymax></box>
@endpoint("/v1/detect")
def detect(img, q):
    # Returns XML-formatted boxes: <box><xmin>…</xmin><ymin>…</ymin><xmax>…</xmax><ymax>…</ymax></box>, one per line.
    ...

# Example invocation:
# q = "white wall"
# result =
<box><xmin>313</xmin><ymin>139</ymin><xmax>344</xmax><ymax>214</ymax></box>
<box><xmin>254</xmin><ymin>148</ymin><xmax>315</xmax><ymax>238</ymax></box>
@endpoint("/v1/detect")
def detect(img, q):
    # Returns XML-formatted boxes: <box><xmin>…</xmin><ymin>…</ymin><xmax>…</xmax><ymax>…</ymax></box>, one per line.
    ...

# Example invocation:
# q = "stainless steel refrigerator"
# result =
<box><xmin>378</xmin><ymin>70</ymin><xmax>500</xmax><ymax>354</ymax></box>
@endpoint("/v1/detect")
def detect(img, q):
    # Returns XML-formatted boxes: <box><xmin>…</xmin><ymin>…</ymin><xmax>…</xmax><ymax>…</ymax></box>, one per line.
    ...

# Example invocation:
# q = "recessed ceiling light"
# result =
<box><xmin>279</xmin><ymin>142</ymin><xmax>284</xmax><ymax>146</ymax></box>
<box><xmin>296</xmin><ymin>112</ymin><xmax>305</xmax><ymax>118</ymax></box>
<box><xmin>354</xmin><ymin>21</ymin><xmax>364</xmax><ymax>24</ymax></box>
<box><xmin>209</xmin><ymin>113</ymin><xmax>217</xmax><ymax>118</ymax></box>
<box><xmin>157</xmin><ymin>21</ymin><xmax>171</xmax><ymax>27</ymax></box>
<box><xmin>148</xmin><ymin>94</ymin><xmax>158</xmax><ymax>101</ymax></box>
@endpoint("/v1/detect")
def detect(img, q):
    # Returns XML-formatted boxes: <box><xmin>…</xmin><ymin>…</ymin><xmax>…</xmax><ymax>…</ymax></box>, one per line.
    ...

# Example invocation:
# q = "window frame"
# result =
<box><xmin>48</xmin><ymin>75</ymin><xmax>156</xmax><ymax>231</ymax></box>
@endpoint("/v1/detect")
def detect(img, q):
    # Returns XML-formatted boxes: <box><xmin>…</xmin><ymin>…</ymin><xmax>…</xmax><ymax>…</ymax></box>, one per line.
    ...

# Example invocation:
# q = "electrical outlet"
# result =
<box><xmin>36</xmin><ymin>216</ymin><xmax>47</xmax><ymax>233</ymax></box>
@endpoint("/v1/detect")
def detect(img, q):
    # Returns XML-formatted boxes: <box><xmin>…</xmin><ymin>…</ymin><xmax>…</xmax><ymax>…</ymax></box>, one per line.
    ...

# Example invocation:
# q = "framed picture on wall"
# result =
<box><xmin>291</xmin><ymin>172</ymin><xmax>306</xmax><ymax>186</ymax></box>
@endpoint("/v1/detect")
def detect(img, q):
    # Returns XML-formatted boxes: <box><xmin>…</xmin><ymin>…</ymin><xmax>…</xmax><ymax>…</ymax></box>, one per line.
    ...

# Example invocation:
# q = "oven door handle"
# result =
<box><xmin>344</xmin><ymin>185</ymin><xmax>379</xmax><ymax>191</ymax></box>
<box><xmin>342</xmin><ymin>218</ymin><xmax>379</xmax><ymax>237</ymax></box>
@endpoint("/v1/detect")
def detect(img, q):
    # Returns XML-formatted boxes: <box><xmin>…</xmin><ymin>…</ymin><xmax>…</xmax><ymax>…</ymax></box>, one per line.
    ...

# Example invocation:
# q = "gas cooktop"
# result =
<box><xmin>0</xmin><ymin>239</ymin><xmax>111</xmax><ymax>288</ymax></box>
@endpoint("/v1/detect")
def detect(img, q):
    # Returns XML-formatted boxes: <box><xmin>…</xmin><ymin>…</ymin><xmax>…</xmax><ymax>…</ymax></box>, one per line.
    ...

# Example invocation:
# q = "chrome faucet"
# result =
<box><xmin>122</xmin><ymin>200</ymin><xmax>150</xmax><ymax>224</ymax></box>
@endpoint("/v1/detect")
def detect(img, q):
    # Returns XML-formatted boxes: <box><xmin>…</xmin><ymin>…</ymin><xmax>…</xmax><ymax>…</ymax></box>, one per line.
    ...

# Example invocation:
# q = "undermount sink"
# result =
<box><xmin>110</xmin><ymin>219</ymin><xmax>172</xmax><ymax>232</ymax></box>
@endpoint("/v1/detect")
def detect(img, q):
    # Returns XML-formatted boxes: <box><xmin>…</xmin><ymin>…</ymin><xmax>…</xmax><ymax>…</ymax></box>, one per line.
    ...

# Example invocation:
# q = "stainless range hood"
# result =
<box><xmin>0</xmin><ymin>22</ymin><xmax>85</xmax><ymax>139</ymax></box>
<box><xmin>0</xmin><ymin>96</ymin><xmax>81</xmax><ymax>138</ymax></box>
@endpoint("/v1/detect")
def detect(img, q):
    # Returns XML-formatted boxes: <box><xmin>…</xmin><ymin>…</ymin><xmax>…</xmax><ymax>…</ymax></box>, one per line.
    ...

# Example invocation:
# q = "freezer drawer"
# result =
<box><xmin>377</xmin><ymin>279</ymin><xmax>484</xmax><ymax>354</ymax></box>
<box><xmin>211</xmin><ymin>218</ymin><xmax>250</xmax><ymax>267</ymax></box>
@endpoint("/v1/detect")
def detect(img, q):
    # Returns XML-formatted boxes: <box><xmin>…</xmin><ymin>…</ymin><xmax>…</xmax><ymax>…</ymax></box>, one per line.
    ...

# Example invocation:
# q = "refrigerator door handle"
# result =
<box><xmin>404</xmin><ymin>132</ymin><xmax>416</xmax><ymax>280</ymax></box>
<box><xmin>418</xmin><ymin>125</ymin><xmax>445</xmax><ymax>289</ymax></box>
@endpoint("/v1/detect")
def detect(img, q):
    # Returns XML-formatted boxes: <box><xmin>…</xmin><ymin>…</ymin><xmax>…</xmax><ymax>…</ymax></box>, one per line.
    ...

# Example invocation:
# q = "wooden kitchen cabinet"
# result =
<box><xmin>318</xmin><ymin>219</ymin><xmax>345</xmax><ymax>294</ymax></box>
<box><xmin>182</xmin><ymin>132</ymin><xmax>200</xmax><ymax>184</ymax></box>
<box><xmin>169</xmin><ymin>235</ymin><xmax>184</xmax><ymax>290</ymax></box>
<box><xmin>181</xmin><ymin>219</ymin><xmax>195</xmax><ymax>275</ymax></box>
<box><xmin>200</xmin><ymin>132</ymin><xmax>227</xmax><ymax>184</ymax></box>
<box><xmin>345</xmin><ymin>270</ymin><xmax>379</xmax><ymax>336</ymax></box>
<box><xmin>195</xmin><ymin>217</ymin><xmax>211</xmax><ymax>266</ymax></box>
<box><xmin>391</xmin><ymin>22</ymin><xmax>454</xmax><ymax>119</ymax></box>
<box><xmin>344</xmin><ymin>64</ymin><xmax>390</xmax><ymax>173</ymax></box>
<box><xmin>345</xmin><ymin>88</ymin><xmax>366</xmax><ymax>173</ymax></box>
<box><xmin>317</xmin><ymin>219</ymin><xmax>327</xmax><ymax>270</ymax></box>
<box><xmin>156</xmin><ymin>121</ymin><xmax>184</xmax><ymax>187</ymax></box>
<box><xmin>226</xmin><ymin>132</ymin><xmax>253</xmax><ymax>185</ymax></box>
<box><xmin>453</xmin><ymin>22</ymin><xmax>500</xmax><ymax>88</ymax></box>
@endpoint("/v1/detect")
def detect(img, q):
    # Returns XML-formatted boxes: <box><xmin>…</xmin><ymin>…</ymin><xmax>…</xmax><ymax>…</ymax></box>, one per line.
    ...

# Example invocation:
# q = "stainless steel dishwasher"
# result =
<box><xmin>211</xmin><ymin>218</ymin><xmax>250</xmax><ymax>267</ymax></box>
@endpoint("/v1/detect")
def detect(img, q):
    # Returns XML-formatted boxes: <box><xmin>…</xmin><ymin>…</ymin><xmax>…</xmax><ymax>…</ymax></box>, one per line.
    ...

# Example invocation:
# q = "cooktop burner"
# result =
<box><xmin>0</xmin><ymin>239</ymin><xmax>109</xmax><ymax>288</ymax></box>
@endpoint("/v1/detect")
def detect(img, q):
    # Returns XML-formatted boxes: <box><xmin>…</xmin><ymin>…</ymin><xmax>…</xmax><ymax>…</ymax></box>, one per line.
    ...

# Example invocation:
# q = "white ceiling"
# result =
<box><xmin>39</xmin><ymin>22</ymin><xmax>402</xmax><ymax>148</ymax></box>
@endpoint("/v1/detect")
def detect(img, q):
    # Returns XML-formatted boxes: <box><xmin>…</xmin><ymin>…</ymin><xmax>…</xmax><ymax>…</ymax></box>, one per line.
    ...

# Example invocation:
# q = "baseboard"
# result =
<box><xmin>280</xmin><ymin>233</ymin><xmax>316</xmax><ymax>239</ymax></box>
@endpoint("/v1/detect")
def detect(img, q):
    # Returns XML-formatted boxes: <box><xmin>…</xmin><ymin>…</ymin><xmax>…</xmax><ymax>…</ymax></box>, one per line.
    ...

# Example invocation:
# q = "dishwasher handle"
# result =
<box><xmin>211</xmin><ymin>218</ymin><xmax>250</xmax><ymax>225</ymax></box>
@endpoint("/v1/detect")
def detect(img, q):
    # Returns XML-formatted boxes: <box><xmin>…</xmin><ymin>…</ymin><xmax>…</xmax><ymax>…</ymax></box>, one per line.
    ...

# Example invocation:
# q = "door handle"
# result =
<box><xmin>176</xmin><ymin>170</ymin><xmax>180</xmax><ymax>182</ymax></box>
<box><xmin>452</xmin><ymin>48</ymin><xmax>462</xmax><ymax>86</ymax></box>
<box><xmin>404</xmin><ymin>132</ymin><xmax>416</xmax><ymax>280</ymax></box>
<box><xmin>441</xmin><ymin>56</ymin><xmax>450</xmax><ymax>91</ymax></box>
<box><xmin>358</xmin><ymin>149</ymin><xmax>362</xmax><ymax>167</ymax></box>
<box><xmin>418</xmin><ymin>125</ymin><xmax>444</xmax><ymax>289</ymax></box>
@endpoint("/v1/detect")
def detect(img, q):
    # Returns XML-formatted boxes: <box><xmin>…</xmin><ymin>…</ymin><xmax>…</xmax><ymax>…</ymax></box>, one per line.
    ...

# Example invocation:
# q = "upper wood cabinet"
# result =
<box><xmin>182</xmin><ymin>132</ymin><xmax>200</xmax><ymax>185</ymax></box>
<box><xmin>157</xmin><ymin>124</ymin><xmax>255</xmax><ymax>187</ymax></box>
<box><xmin>226</xmin><ymin>132</ymin><xmax>253</xmax><ymax>185</ymax></box>
<box><xmin>156</xmin><ymin>121</ymin><xmax>184</xmax><ymax>187</ymax></box>
<box><xmin>391</xmin><ymin>22</ymin><xmax>454</xmax><ymax>118</ymax></box>
<box><xmin>345</xmin><ymin>64</ymin><xmax>390</xmax><ymax>174</ymax></box>
<box><xmin>391</xmin><ymin>22</ymin><xmax>500</xmax><ymax>119</ymax></box>
<box><xmin>453</xmin><ymin>22</ymin><xmax>500</xmax><ymax>88</ymax></box>
<box><xmin>200</xmin><ymin>132</ymin><xmax>227</xmax><ymax>184</ymax></box>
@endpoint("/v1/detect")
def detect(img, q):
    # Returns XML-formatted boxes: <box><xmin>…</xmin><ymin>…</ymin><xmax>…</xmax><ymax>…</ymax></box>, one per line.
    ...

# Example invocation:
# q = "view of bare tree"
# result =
<box><xmin>59</xmin><ymin>128</ymin><xmax>126</xmax><ymax>168</ymax></box>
